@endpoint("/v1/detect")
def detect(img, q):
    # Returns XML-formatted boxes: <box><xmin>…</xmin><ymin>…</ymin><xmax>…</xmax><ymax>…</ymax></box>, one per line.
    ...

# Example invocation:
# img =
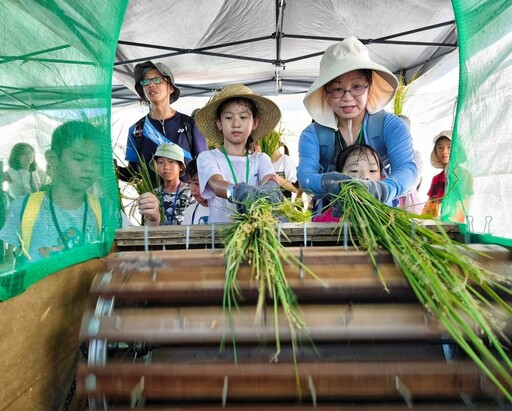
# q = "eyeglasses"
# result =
<box><xmin>326</xmin><ymin>84</ymin><xmax>369</xmax><ymax>98</ymax></box>
<box><xmin>140</xmin><ymin>77</ymin><xmax>166</xmax><ymax>86</ymax></box>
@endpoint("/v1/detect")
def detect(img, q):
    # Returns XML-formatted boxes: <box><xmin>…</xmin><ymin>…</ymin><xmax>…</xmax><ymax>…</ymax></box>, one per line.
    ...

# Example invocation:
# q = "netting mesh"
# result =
<box><xmin>447</xmin><ymin>0</ymin><xmax>512</xmax><ymax>245</ymax></box>
<box><xmin>0</xmin><ymin>1</ymin><xmax>129</xmax><ymax>300</ymax></box>
<box><xmin>0</xmin><ymin>1</ymin><xmax>511</xmax><ymax>300</ymax></box>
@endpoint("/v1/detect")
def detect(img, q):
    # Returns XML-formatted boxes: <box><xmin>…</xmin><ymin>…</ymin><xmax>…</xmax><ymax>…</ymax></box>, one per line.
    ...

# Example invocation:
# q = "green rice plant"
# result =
<box><xmin>115</xmin><ymin>153</ymin><xmax>163</xmax><ymax>224</ymax></box>
<box><xmin>222</xmin><ymin>197</ymin><xmax>322</xmax><ymax>396</ymax></box>
<box><xmin>393</xmin><ymin>73</ymin><xmax>412</xmax><ymax>116</ymax></box>
<box><xmin>260</xmin><ymin>123</ymin><xmax>284</xmax><ymax>157</ymax></box>
<box><xmin>336</xmin><ymin>182</ymin><xmax>512</xmax><ymax>401</ymax></box>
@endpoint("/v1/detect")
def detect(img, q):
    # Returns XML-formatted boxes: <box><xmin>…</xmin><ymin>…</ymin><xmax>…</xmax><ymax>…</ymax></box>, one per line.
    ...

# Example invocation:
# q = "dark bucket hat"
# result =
<box><xmin>134</xmin><ymin>61</ymin><xmax>181</xmax><ymax>104</ymax></box>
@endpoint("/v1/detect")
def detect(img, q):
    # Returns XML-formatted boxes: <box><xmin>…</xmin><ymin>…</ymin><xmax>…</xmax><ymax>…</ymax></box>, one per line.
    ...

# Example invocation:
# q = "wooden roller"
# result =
<box><xmin>76</xmin><ymin>240</ymin><xmax>511</xmax><ymax>408</ymax></box>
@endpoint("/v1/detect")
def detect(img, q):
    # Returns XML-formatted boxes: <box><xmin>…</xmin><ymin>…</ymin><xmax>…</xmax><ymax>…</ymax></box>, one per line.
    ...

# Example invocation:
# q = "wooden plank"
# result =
<box><xmin>97</xmin><ymin>245</ymin><xmax>511</xmax><ymax>303</ymax></box>
<box><xmin>114</xmin><ymin>221</ymin><xmax>463</xmax><ymax>249</ymax></box>
<box><xmin>98</xmin><ymin>248</ymin><xmax>410</xmax><ymax>303</ymax></box>
<box><xmin>0</xmin><ymin>258</ymin><xmax>106</xmax><ymax>411</ymax></box>
<box><xmin>79</xmin><ymin>304</ymin><xmax>447</xmax><ymax>344</ymax></box>
<box><xmin>76</xmin><ymin>361</ymin><xmax>501</xmax><ymax>400</ymax></box>
<box><xmin>108</xmin><ymin>406</ymin><xmax>505</xmax><ymax>411</ymax></box>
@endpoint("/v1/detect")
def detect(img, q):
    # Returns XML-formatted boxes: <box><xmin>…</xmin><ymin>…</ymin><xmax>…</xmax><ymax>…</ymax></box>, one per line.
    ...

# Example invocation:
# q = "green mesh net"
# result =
<box><xmin>446</xmin><ymin>0</ymin><xmax>512</xmax><ymax>246</ymax></box>
<box><xmin>0</xmin><ymin>1</ymin><xmax>129</xmax><ymax>300</ymax></box>
<box><xmin>1</xmin><ymin>1</ymin><xmax>511</xmax><ymax>301</ymax></box>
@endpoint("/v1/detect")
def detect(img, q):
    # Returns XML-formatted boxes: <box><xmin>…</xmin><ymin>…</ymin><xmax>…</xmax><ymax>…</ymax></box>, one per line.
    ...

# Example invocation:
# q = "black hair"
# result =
<box><xmin>336</xmin><ymin>143</ymin><xmax>384</xmax><ymax>175</ymax></box>
<box><xmin>280</xmin><ymin>142</ymin><xmax>290</xmax><ymax>156</ymax></box>
<box><xmin>216</xmin><ymin>97</ymin><xmax>260</xmax><ymax>152</ymax></box>
<box><xmin>50</xmin><ymin>121</ymin><xmax>102</xmax><ymax>157</ymax></box>
<box><xmin>8</xmin><ymin>143</ymin><xmax>37</xmax><ymax>171</ymax></box>
<box><xmin>215</xmin><ymin>97</ymin><xmax>260</xmax><ymax>121</ymax></box>
<box><xmin>185</xmin><ymin>158</ymin><xmax>198</xmax><ymax>178</ymax></box>
<box><xmin>324</xmin><ymin>69</ymin><xmax>373</xmax><ymax>91</ymax></box>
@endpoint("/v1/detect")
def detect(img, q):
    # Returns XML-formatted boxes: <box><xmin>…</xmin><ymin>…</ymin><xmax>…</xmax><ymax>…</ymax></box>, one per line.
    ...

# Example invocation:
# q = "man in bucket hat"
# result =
<box><xmin>117</xmin><ymin>60</ymin><xmax>207</xmax><ymax>187</ymax></box>
<box><xmin>297</xmin><ymin>37</ymin><xmax>417</xmax><ymax>215</ymax></box>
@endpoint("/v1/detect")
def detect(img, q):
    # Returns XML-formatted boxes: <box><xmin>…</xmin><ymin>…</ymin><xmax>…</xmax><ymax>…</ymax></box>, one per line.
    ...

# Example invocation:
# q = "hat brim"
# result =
<box><xmin>150</xmin><ymin>147</ymin><xmax>186</xmax><ymax>177</ymax></box>
<box><xmin>430</xmin><ymin>131</ymin><xmax>452</xmax><ymax>169</ymax></box>
<box><xmin>195</xmin><ymin>92</ymin><xmax>281</xmax><ymax>146</ymax></box>
<box><xmin>134</xmin><ymin>61</ymin><xmax>181</xmax><ymax>104</ymax></box>
<box><xmin>304</xmin><ymin>59</ymin><xmax>398</xmax><ymax>129</ymax></box>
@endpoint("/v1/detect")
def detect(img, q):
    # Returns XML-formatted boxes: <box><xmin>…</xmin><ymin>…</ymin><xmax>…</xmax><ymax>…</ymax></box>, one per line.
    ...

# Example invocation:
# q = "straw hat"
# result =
<box><xmin>304</xmin><ymin>37</ymin><xmax>398</xmax><ymax>129</ymax></box>
<box><xmin>430</xmin><ymin>130</ymin><xmax>452</xmax><ymax>169</ymax></box>
<box><xmin>134</xmin><ymin>61</ymin><xmax>181</xmax><ymax>104</ymax></box>
<box><xmin>150</xmin><ymin>143</ymin><xmax>186</xmax><ymax>176</ymax></box>
<box><xmin>194</xmin><ymin>84</ymin><xmax>281</xmax><ymax>145</ymax></box>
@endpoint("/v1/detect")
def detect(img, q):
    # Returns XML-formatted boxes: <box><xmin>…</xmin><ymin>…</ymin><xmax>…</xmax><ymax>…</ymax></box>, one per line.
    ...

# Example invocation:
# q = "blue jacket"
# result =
<box><xmin>297</xmin><ymin>112</ymin><xmax>417</xmax><ymax>205</ymax></box>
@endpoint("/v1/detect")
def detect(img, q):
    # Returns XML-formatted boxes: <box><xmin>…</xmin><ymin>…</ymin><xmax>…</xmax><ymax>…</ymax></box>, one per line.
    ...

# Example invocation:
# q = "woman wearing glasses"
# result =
<box><xmin>118</xmin><ymin>61</ymin><xmax>207</xmax><ymax>186</ymax></box>
<box><xmin>297</xmin><ymin>37</ymin><xmax>417</xmax><ymax>215</ymax></box>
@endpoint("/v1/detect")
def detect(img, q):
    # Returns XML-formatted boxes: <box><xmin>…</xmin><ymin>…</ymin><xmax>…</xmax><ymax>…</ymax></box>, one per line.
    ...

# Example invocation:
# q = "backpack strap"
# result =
<box><xmin>366</xmin><ymin>110</ymin><xmax>389</xmax><ymax>171</ymax></box>
<box><xmin>20</xmin><ymin>191</ymin><xmax>46</xmax><ymax>253</ymax></box>
<box><xmin>314</xmin><ymin>122</ymin><xmax>339</xmax><ymax>173</ymax></box>
<box><xmin>20</xmin><ymin>192</ymin><xmax>103</xmax><ymax>254</ymax></box>
<box><xmin>87</xmin><ymin>194</ymin><xmax>102</xmax><ymax>233</ymax></box>
<box><xmin>180</xmin><ymin>114</ymin><xmax>195</xmax><ymax>158</ymax></box>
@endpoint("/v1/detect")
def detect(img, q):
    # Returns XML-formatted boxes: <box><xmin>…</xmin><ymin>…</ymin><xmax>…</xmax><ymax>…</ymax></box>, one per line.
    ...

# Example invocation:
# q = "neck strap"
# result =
<box><xmin>220</xmin><ymin>146</ymin><xmax>250</xmax><ymax>184</ymax></box>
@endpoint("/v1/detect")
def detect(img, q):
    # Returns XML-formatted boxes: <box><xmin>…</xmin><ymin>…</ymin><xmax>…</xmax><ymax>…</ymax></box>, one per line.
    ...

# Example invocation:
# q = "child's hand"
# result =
<box><xmin>137</xmin><ymin>192</ymin><xmax>161</xmax><ymax>226</ymax></box>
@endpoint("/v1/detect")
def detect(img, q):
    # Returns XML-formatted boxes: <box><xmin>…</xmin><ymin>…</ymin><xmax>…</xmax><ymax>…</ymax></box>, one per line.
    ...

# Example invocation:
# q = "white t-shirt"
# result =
<box><xmin>183</xmin><ymin>202</ymin><xmax>209</xmax><ymax>225</ymax></box>
<box><xmin>197</xmin><ymin>148</ymin><xmax>274</xmax><ymax>223</ymax></box>
<box><xmin>272</xmin><ymin>154</ymin><xmax>297</xmax><ymax>183</ymax></box>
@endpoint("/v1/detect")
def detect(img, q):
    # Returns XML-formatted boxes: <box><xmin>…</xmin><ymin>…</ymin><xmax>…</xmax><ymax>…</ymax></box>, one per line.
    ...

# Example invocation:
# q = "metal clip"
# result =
<box><xmin>343</xmin><ymin>222</ymin><xmax>349</xmax><ymax>250</ymax></box>
<box><xmin>299</xmin><ymin>247</ymin><xmax>304</xmax><ymax>279</ymax></box>
<box><xmin>211</xmin><ymin>223</ymin><xmax>215</xmax><ymax>253</ymax></box>
<box><xmin>186</xmin><ymin>225</ymin><xmax>190</xmax><ymax>250</ymax></box>
<box><xmin>464</xmin><ymin>215</ymin><xmax>474</xmax><ymax>244</ymax></box>
<box><xmin>395</xmin><ymin>375</ymin><xmax>412</xmax><ymax>408</ymax></box>
<box><xmin>144</xmin><ymin>224</ymin><xmax>149</xmax><ymax>252</ymax></box>
<box><xmin>277</xmin><ymin>223</ymin><xmax>281</xmax><ymax>243</ymax></box>
<box><xmin>85</xmin><ymin>373</ymin><xmax>96</xmax><ymax>392</ymax></box>
<box><xmin>308</xmin><ymin>375</ymin><xmax>317</xmax><ymax>407</ymax></box>
<box><xmin>222</xmin><ymin>376</ymin><xmax>228</xmax><ymax>407</ymax></box>
<box><xmin>130</xmin><ymin>376</ymin><xmax>145</xmax><ymax>407</ymax></box>
<box><xmin>483</xmin><ymin>215</ymin><xmax>493</xmax><ymax>234</ymax></box>
<box><xmin>341</xmin><ymin>303</ymin><xmax>353</xmax><ymax>326</ymax></box>
<box><xmin>303</xmin><ymin>223</ymin><xmax>308</xmax><ymax>247</ymax></box>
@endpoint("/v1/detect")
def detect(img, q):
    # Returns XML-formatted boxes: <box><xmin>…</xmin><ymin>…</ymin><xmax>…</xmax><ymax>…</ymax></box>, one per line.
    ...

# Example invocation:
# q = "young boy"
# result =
<box><xmin>151</xmin><ymin>143</ymin><xmax>194</xmax><ymax>225</ymax></box>
<box><xmin>182</xmin><ymin>159</ymin><xmax>209</xmax><ymax>225</ymax></box>
<box><xmin>0</xmin><ymin>121</ymin><xmax>161</xmax><ymax>265</ymax></box>
<box><xmin>194</xmin><ymin>84</ymin><xmax>283</xmax><ymax>223</ymax></box>
<box><xmin>314</xmin><ymin>144</ymin><xmax>385</xmax><ymax>222</ymax></box>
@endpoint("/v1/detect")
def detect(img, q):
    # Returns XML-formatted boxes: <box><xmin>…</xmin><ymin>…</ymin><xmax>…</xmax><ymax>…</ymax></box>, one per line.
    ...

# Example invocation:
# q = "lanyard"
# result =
<box><xmin>161</xmin><ymin>182</ymin><xmax>181</xmax><ymax>224</ymax></box>
<box><xmin>191</xmin><ymin>202</ymin><xmax>200</xmax><ymax>224</ymax></box>
<box><xmin>48</xmin><ymin>188</ymin><xmax>88</xmax><ymax>250</ymax></box>
<box><xmin>337</xmin><ymin>125</ymin><xmax>364</xmax><ymax>150</ymax></box>
<box><xmin>220</xmin><ymin>146</ymin><xmax>250</xmax><ymax>184</ymax></box>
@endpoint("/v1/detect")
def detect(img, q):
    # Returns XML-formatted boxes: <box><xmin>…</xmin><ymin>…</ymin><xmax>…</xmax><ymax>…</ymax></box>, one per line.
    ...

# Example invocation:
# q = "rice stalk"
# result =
<box><xmin>116</xmin><ymin>154</ymin><xmax>163</xmax><ymax>223</ymax></box>
<box><xmin>222</xmin><ymin>197</ymin><xmax>324</xmax><ymax>397</ymax></box>
<box><xmin>260</xmin><ymin>123</ymin><xmax>284</xmax><ymax>157</ymax></box>
<box><xmin>336</xmin><ymin>182</ymin><xmax>512</xmax><ymax>401</ymax></box>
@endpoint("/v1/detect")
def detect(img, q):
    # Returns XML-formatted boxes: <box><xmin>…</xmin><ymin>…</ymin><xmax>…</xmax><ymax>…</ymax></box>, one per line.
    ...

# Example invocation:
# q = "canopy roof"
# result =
<box><xmin>112</xmin><ymin>0</ymin><xmax>457</xmax><ymax>105</ymax></box>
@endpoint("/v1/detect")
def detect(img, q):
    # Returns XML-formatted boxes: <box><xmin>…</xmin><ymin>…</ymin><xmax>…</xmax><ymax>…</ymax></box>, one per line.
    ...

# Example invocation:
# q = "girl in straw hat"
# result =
<box><xmin>195</xmin><ymin>84</ymin><xmax>284</xmax><ymax>223</ymax></box>
<box><xmin>297</xmin><ymin>37</ymin><xmax>417</xmax><ymax>215</ymax></box>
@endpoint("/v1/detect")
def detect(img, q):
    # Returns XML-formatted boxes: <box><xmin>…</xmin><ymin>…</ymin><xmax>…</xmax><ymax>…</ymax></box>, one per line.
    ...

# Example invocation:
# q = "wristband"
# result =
<box><xmin>226</xmin><ymin>184</ymin><xmax>235</xmax><ymax>203</ymax></box>
<box><xmin>264</xmin><ymin>175</ymin><xmax>280</xmax><ymax>186</ymax></box>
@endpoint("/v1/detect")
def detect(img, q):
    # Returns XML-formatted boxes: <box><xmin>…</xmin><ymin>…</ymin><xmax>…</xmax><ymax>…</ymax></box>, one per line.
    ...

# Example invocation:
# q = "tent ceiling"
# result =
<box><xmin>112</xmin><ymin>0</ymin><xmax>458</xmax><ymax>105</ymax></box>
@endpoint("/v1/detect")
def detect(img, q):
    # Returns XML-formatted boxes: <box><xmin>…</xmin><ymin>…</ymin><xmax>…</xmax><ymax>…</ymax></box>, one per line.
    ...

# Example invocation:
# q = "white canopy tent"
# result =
<box><xmin>110</xmin><ymin>0</ymin><xmax>459</xmax><ymax>203</ymax></box>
